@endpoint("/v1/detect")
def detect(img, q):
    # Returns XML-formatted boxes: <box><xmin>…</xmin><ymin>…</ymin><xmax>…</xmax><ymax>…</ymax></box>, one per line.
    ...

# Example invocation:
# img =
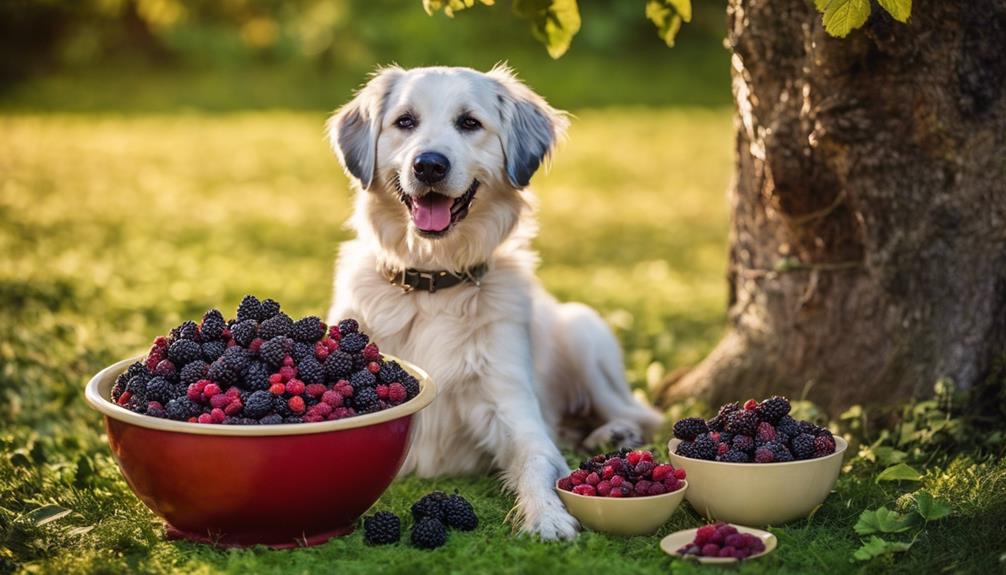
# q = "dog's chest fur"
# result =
<box><xmin>330</xmin><ymin>239</ymin><xmax>544</xmax><ymax>476</ymax></box>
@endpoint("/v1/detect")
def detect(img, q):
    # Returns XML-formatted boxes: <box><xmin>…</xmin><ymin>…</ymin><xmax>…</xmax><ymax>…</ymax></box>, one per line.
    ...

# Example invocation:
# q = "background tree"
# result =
<box><xmin>427</xmin><ymin>0</ymin><xmax>1006</xmax><ymax>414</ymax></box>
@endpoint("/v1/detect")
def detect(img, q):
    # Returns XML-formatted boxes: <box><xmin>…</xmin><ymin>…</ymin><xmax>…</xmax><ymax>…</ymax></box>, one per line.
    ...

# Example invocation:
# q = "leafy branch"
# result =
<box><xmin>852</xmin><ymin>489</ymin><xmax>951</xmax><ymax>561</ymax></box>
<box><xmin>814</xmin><ymin>0</ymin><xmax>912</xmax><ymax>38</ymax></box>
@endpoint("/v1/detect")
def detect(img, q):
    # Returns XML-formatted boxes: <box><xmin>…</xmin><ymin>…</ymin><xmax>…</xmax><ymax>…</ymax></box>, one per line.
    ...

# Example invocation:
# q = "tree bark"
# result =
<box><xmin>658</xmin><ymin>0</ymin><xmax>1006</xmax><ymax>414</ymax></box>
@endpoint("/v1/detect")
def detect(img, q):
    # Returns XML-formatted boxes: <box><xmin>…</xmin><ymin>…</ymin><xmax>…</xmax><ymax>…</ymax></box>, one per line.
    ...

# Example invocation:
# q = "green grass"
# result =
<box><xmin>2</xmin><ymin>111</ymin><xmax>1004</xmax><ymax>574</ymax></box>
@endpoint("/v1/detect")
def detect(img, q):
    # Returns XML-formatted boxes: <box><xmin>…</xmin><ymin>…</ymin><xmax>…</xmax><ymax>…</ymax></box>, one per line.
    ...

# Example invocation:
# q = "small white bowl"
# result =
<box><xmin>668</xmin><ymin>437</ymin><xmax>847</xmax><ymax>526</ymax></box>
<box><xmin>660</xmin><ymin>525</ymin><xmax>777</xmax><ymax>563</ymax></box>
<box><xmin>555</xmin><ymin>480</ymin><xmax>688</xmax><ymax>536</ymax></box>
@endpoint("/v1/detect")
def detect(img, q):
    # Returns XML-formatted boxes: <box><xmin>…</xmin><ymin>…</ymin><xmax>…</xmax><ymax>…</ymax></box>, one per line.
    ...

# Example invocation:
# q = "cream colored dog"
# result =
<box><xmin>325</xmin><ymin>65</ymin><xmax>662</xmax><ymax>540</ymax></box>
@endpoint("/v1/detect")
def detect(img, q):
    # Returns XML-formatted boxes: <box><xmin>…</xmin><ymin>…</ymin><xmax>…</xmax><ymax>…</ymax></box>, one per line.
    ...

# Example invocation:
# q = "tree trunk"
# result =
<box><xmin>658</xmin><ymin>0</ymin><xmax>1006</xmax><ymax>414</ymax></box>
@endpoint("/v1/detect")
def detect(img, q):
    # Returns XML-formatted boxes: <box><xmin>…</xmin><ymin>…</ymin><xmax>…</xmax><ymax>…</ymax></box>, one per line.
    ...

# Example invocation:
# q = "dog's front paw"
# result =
<box><xmin>521</xmin><ymin>494</ymin><xmax>579</xmax><ymax>541</ymax></box>
<box><xmin>582</xmin><ymin>420</ymin><xmax>644</xmax><ymax>451</ymax></box>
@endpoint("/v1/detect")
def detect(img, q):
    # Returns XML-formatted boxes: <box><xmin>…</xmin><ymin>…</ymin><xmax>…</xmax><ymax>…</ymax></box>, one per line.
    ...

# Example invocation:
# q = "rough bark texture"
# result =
<box><xmin>658</xmin><ymin>0</ymin><xmax>1006</xmax><ymax>414</ymax></box>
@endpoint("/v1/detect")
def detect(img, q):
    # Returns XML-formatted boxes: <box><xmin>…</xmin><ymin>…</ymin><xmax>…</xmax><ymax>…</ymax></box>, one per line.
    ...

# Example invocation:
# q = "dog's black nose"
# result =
<box><xmin>413</xmin><ymin>152</ymin><xmax>450</xmax><ymax>184</ymax></box>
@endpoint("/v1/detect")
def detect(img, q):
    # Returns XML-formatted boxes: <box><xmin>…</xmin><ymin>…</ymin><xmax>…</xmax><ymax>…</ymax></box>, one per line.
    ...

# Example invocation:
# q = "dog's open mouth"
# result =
<box><xmin>400</xmin><ymin>180</ymin><xmax>478</xmax><ymax>237</ymax></box>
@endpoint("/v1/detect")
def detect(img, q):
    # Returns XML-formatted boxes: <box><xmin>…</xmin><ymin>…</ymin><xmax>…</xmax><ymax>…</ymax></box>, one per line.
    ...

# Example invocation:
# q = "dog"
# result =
<box><xmin>325</xmin><ymin>65</ymin><xmax>663</xmax><ymax>540</ymax></box>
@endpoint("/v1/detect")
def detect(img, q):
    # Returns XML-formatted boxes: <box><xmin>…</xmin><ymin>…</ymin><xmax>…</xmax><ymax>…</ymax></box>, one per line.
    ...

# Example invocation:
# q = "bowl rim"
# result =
<box><xmin>667</xmin><ymin>436</ymin><xmax>848</xmax><ymax>467</ymax></box>
<box><xmin>85</xmin><ymin>354</ymin><xmax>436</xmax><ymax>437</ymax></box>
<box><xmin>555</xmin><ymin>479</ymin><xmax>688</xmax><ymax>501</ymax></box>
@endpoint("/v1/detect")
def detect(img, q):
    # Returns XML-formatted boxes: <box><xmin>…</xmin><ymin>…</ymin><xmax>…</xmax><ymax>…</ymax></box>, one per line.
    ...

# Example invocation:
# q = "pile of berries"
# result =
<box><xmin>672</xmin><ymin>396</ymin><xmax>837</xmax><ymax>463</ymax></box>
<box><xmin>362</xmin><ymin>491</ymin><xmax>478</xmax><ymax>550</ymax></box>
<box><xmin>677</xmin><ymin>523</ymin><xmax>766</xmax><ymax>560</ymax></box>
<box><xmin>556</xmin><ymin>449</ymin><xmax>686</xmax><ymax>497</ymax></box>
<box><xmin>110</xmin><ymin>295</ymin><xmax>421</xmax><ymax>424</ymax></box>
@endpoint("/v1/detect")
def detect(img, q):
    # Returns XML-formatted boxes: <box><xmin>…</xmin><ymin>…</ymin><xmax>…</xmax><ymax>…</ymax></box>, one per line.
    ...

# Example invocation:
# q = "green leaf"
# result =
<box><xmin>26</xmin><ymin>505</ymin><xmax>71</xmax><ymax>527</ymax></box>
<box><xmin>877</xmin><ymin>0</ymin><xmax>911</xmax><ymax>22</ymax></box>
<box><xmin>513</xmin><ymin>0</ymin><xmax>581</xmax><ymax>59</ymax></box>
<box><xmin>854</xmin><ymin>507</ymin><xmax>914</xmax><ymax>535</ymax></box>
<box><xmin>853</xmin><ymin>536</ymin><xmax>912</xmax><ymax>561</ymax></box>
<box><xmin>914</xmin><ymin>491</ymin><xmax>951</xmax><ymax>522</ymax></box>
<box><xmin>876</xmin><ymin>463</ymin><xmax>923</xmax><ymax>482</ymax></box>
<box><xmin>645</xmin><ymin>0</ymin><xmax>692</xmax><ymax>47</ymax></box>
<box><xmin>819</xmin><ymin>0</ymin><xmax>871</xmax><ymax>38</ymax></box>
<box><xmin>873</xmin><ymin>446</ymin><xmax>907</xmax><ymax>466</ymax></box>
<box><xmin>423</xmin><ymin>0</ymin><xmax>493</xmax><ymax>17</ymax></box>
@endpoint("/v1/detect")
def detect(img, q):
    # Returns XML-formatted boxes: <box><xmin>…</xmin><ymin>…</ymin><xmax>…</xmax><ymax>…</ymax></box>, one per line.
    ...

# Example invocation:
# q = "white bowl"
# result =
<box><xmin>555</xmin><ymin>480</ymin><xmax>688</xmax><ymax>536</ymax></box>
<box><xmin>668</xmin><ymin>437</ymin><xmax>847</xmax><ymax>526</ymax></box>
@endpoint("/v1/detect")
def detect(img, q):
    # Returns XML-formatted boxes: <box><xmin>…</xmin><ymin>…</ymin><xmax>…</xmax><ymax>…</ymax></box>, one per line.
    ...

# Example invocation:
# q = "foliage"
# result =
<box><xmin>813</xmin><ymin>0</ymin><xmax>912</xmax><ymax>37</ymax></box>
<box><xmin>851</xmin><ymin>489</ymin><xmax>952</xmax><ymax>562</ymax></box>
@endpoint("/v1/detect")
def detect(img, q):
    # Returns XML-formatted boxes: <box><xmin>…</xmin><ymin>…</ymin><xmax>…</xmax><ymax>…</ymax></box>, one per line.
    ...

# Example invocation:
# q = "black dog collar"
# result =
<box><xmin>384</xmin><ymin>264</ymin><xmax>488</xmax><ymax>293</ymax></box>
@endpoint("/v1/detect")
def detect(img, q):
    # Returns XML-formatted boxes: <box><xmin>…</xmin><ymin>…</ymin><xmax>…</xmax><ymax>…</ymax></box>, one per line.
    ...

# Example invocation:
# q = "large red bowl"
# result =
<box><xmin>85</xmin><ymin>355</ymin><xmax>435</xmax><ymax>548</ymax></box>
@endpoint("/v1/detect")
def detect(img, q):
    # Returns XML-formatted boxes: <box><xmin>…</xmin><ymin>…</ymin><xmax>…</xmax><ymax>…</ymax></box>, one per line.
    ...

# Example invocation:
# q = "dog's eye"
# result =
<box><xmin>394</xmin><ymin>115</ymin><xmax>416</xmax><ymax>130</ymax></box>
<box><xmin>457</xmin><ymin>115</ymin><xmax>482</xmax><ymax>132</ymax></box>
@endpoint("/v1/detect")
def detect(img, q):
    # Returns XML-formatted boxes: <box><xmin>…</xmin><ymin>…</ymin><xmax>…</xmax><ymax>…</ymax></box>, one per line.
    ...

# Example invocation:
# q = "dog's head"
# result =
<box><xmin>327</xmin><ymin>65</ymin><xmax>567</xmax><ymax>267</ymax></box>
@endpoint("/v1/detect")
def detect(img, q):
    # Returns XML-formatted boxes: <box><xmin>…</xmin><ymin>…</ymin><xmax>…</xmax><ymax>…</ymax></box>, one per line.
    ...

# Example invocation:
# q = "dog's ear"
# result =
<box><xmin>326</xmin><ymin>66</ymin><xmax>403</xmax><ymax>190</ymax></box>
<box><xmin>488</xmin><ymin>64</ymin><xmax>569</xmax><ymax>189</ymax></box>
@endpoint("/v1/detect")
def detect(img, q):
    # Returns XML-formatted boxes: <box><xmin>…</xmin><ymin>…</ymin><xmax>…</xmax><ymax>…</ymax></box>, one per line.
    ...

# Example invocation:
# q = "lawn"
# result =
<box><xmin>1</xmin><ymin>110</ymin><xmax>1004</xmax><ymax>574</ymax></box>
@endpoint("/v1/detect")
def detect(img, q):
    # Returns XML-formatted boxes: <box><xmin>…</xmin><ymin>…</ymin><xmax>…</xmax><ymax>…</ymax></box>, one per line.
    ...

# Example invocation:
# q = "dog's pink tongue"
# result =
<box><xmin>411</xmin><ymin>194</ymin><xmax>453</xmax><ymax>232</ymax></box>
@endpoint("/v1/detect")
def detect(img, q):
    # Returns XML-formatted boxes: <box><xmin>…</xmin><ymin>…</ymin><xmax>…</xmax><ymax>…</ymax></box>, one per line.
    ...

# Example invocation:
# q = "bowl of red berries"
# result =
<box><xmin>84</xmin><ymin>295</ymin><xmax>436</xmax><ymax>548</ymax></box>
<box><xmin>668</xmin><ymin>397</ymin><xmax>847</xmax><ymax>526</ymax></box>
<box><xmin>660</xmin><ymin>522</ymin><xmax>776</xmax><ymax>563</ymax></box>
<box><xmin>555</xmin><ymin>449</ymin><xmax>688</xmax><ymax>536</ymax></box>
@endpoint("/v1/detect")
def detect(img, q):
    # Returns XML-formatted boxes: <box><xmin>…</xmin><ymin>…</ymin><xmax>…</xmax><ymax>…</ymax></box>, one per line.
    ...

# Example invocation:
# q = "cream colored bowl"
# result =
<box><xmin>555</xmin><ymin>480</ymin><xmax>688</xmax><ymax>536</ymax></box>
<box><xmin>668</xmin><ymin>437</ymin><xmax>847</xmax><ymax>526</ymax></box>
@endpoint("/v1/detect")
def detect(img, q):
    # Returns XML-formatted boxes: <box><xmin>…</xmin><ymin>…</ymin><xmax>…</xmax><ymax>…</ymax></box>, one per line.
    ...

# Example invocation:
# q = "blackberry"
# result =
<box><xmin>323</xmin><ymin>349</ymin><xmax>356</xmax><ymax>381</ymax></box>
<box><xmin>776</xmin><ymin>415</ymin><xmax>801</xmax><ymax>438</ymax></box>
<box><xmin>340</xmin><ymin>332</ymin><xmax>369</xmax><ymax>354</ymax></box>
<box><xmin>201</xmin><ymin>340</ymin><xmax>227</xmax><ymax>362</ymax></box>
<box><xmin>673</xmin><ymin>417</ymin><xmax>709</xmax><ymax>440</ymax></box>
<box><xmin>756</xmin><ymin>396</ymin><xmax>791</xmax><ymax>423</ymax></box>
<box><xmin>125</xmin><ymin>373</ymin><xmax>150</xmax><ymax>395</ymax></box>
<box><xmin>201</xmin><ymin>309</ymin><xmax>227</xmax><ymax>340</ymax></box>
<box><xmin>259</xmin><ymin>298</ymin><xmax>281</xmax><ymax>320</ymax></box>
<box><xmin>442</xmin><ymin>494</ymin><xmax>478</xmax><ymax>531</ymax></box>
<box><xmin>791</xmin><ymin>433</ymin><xmax>817</xmax><ymax>460</ymax></box>
<box><xmin>717</xmin><ymin>450</ymin><xmax>751</xmax><ymax>463</ymax></box>
<box><xmin>273</xmin><ymin>395</ymin><xmax>292</xmax><ymax>417</ymax></box>
<box><xmin>236</xmin><ymin>295</ymin><xmax>262</xmax><ymax>322</ymax></box>
<box><xmin>692</xmin><ymin>433</ymin><xmax>717</xmax><ymax>460</ymax></box>
<box><xmin>732</xmin><ymin>435</ymin><xmax>755</xmax><ymax>452</ymax></box>
<box><xmin>207</xmin><ymin>358</ymin><xmax>238</xmax><ymax>386</ymax></box>
<box><xmin>172</xmin><ymin>320</ymin><xmax>201</xmax><ymax>342</ymax></box>
<box><xmin>231</xmin><ymin>320</ymin><xmax>258</xmax><ymax>347</ymax></box>
<box><xmin>259</xmin><ymin>414</ymin><xmax>283</xmax><ymax>425</ymax></box>
<box><xmin>244</xmin><ymin>361</ymin><xmax>271</xmax><ymax>391</ymax></box>
<box><xmin>377</xmin><ymin>362</ymin><xmax>399</xmax><ymax>384</ymax></box>
<box><xmin>725</xmin><ymin>410</ymin><xmax>759</xmax><ymax>436</ymax></box>
<box><xmin>338</xmin><ymin>318</ymin><xmax>360</xmax><ymax>334</ymax></box>
<box><xmin>411</xmin><ymin>492</ymin><xmax>448</xmax><ymax>521</ymax></box>
<box><xmin>166</xmin><ymin>398</ymin><xmax>198</xmax><ymax>421</ymax></box>
<box><xmin>260</xmin><ymin>336</ymin><xmax>291</xmax><ymax>367</ymax></box>
<box><xmin>401</xmin><ymin>372</ymin><xmax>420</xmax><ymax>399</ymax></box>
<box><xmin>287</xmin><ymin>342</ymin><xmax>308</xmax><ymax>363</ymax></box>
<box><xmin>166</xmin><ymin>339</ymin><xmax>201</xmax><ymax>366</ymax></box>
<box><xmin>125</xmin><ymin>361</ymin><xmax>149</xmax><ymax>380</ymax></box>
<box><xmin>814</xmin><ymin>435</ymin><xmax>836</xmax><ymax>457</ymax></box>
<box><xmin>758</xmin><ymin>441</ymin><xmax>794</xmax><ymax>462</ymax></box>
<box><xmin>298</xmin><ymin>357</ymin><xmax>324</xmax><ymax>384</ymax></box>
<box><xmin>222</xmin><ymin>346</ymin><xmax>250</xmax><ymax>374</ymax></box>
<box><xmin>244</xmin><ymin>390</ymin><xmax>274</xmax><ymax>419</ymax></box>
<box><xmin>291</xmin><ymin>316</ymin><xmax>326</xmax><ymax>343</ymax></box>
<box><xmin>258</xmin><ymin>314</ymin><xmax>293</xmax><ymax>340</ymax></box>
<box><xmin>350</xmin><ymin>369</ymin><xmax>376</xmax><ymax>390</ymax></box>
<box><xmin>675</xmin><ymin>441</ymin><xmax>697</xmax><ymax>458</ymax></box>
<box><xmin>363</xmin><ymin>511</ymin><xmax>401</xmax><ymax>545</ymax></box>
<box><xmin>224</xmin><ymin>417</ymin><xmax>259</xmax><ymax>425</ymax></box>
<box><xmin>354</xmin><ymin>386</ymin><xmax>379</xmax><ymax>412</ymax></box>
<box><xmin>411</xmin><ymin>517</ymin><xmax>447</xmax><ymax>549</ymax></box>
<box><xmin>798</xmin><ymin>421</ymin><xmax>819</xmax><ymax>436</ymax></box>
<box><xmin>284</xmin><ymin>416</ymin><xmax>303</xmax><ymax>424</ymax></box>
<box><xmin>179</xmin><ymin>360</ymin><xmax>208</xmax><ymax>386</ymax></box>
<box><xmin>145</xmin><ymin>376</ymin><xmax>172</xmax><ymax>403</ymax></box>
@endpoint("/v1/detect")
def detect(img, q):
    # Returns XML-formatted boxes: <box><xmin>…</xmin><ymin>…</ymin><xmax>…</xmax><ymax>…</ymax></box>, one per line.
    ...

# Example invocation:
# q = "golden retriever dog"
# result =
<box><xmin>326</xmin><ymin>65</ymin><xmax>662</xmax><ymax>539</ymax></box>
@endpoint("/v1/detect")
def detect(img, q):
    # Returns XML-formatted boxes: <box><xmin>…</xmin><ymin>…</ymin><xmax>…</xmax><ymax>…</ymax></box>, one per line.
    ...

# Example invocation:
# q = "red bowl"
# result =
<box><xmin>85</xmin><ymin>355</ymin><xmax>435</xmax><ymax>548</ymax></box>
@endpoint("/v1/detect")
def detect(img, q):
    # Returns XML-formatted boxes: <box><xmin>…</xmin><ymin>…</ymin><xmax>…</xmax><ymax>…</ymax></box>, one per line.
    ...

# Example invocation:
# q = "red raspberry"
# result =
<box><xmin>209</xmin><ymin>394</ymin><xmax>231</xmax><ymax>409</ymax></box>
<box><xmin>117</xmin><ymin>391</ymin><xmax>132</xmax><ymax>406</ymax></box>
<box><xmin>187</xmin><ymin>416</ymin><xmax>198</xmax><ymax>423</ymax></box>
<box><xmin>224</xmin><ymin>400</ymin><xmax>243</xmax><ymax>416</ymax></box>
<box><xmin>651</xmin><ymin>464</ymin><xmax>675</xmax><ymax>482</ymax></box>
<box><xmin>375</xmin><ymin>384</ymin><xmax>389</xmax><ymax>400</ymax></box>
<box><xmin>569</xmin><ymin>469</ymin><xmax>589</xmax><ymax>486</ymax></box>
<box><xmin>695</xmin><ymin>524</ymin><xmax>717</xmax><ymax>544</ymax></box>
<box><xmin>304</xmin><ymin>414</ymin><xmax>325</xmax><ymax>423</ymax></box>
<box><xmin>321</xmin><ymin>390</ymin><xmax>343</xmax><ymax>407</ymax></box>
<box><xmin>285</xmin><ymin>379</ymin><xmax>305</xmax><ymax>396</ymax></box>
<box><xmin>203</xmin><ymin>383</ymin><xmax>222</xmax><ymax>397</ymax></box>
<box><xmin>701</xmin><ymin>544</ymin><xmax>721</xmax><ymax>557</ymax></box>
<box><xmin>282</xmin><ymin>355</ymin><xmax>294</xmax><ymax>367</ymax></box>
<box><xmin>221</xmin><ymin>328</ymin><xmax>231</xmax><ymax>339</ymax></box>
<box><xmin>610</xmin><ymin>475</ymin><xmax>624</xmax><ymax>487</ymax></box>
<box><xmin>626</xmin><ymin>451</ymin><xmax>644</xmax><ymax>466</ymax></box>
<box><xmin>248</xmin><ymin>338</ymin><xmax>264</xmax><ymax>354</ymax></box>
<box><xmin>388</xmin><ymin>383</ymin><xmax>407</xmax><ymax>403</ymax></box>
<box><xmin>647</xmin><ymin>482</ymin><xmax>666</xmax><ymax>496</ymax></box>
<box><xmin>306</xmin><ymin>383</ymin><xmax>327</xmax><ymax>398</ymax></box>
<box><xmin>335</xmin><ymin>380</ymin><xmax>353</xmax><ymax>397</ymax></box>
<box><xmin>608</xmin><ymin>488</ymin><xmax>623</xmax><ymax>498</ymax></box>
<box><xmin>635</xmin><ymin>460</ymin><xmax>656</xmax><ymax>476</ymax></box>
<box><xmin>314</xmin><ymin>342</ymin><xmax>329</xmax><ymax>359</ymax></box>
<box><xmin>226</xmin><ymin>338</ymin><xmax>237</xmax><ymax>348</ymax></box>
<box><xmin>225</xmin><ymin>386</ymin><xmax>241</xmax><ymax>399</ymax></box>
<box><xmin>154</xmin><ymin>335</ymin><xmax>169</xmax><ymax>348</ymax></box>
<box><xmin>743</xmin><ymin>399</ymin><xmax>758</xmax><ymax>411</ymax></box>
<box><xmin>664</xmin><ymin>478</ymin><xmax>680</xmax><ymax>492</ymax></box>
<box><xmin>640</xmin><ymin>451</ymin><xmax>653</xmax><ymax>463</ymax></box>
<box><xmin>269</xmin><ymin>373</ymin><xmax>283</xmax><ymax>384</ymax></box>
<box><xmin>288</xmin><ymin>396</ymin><xmax>305</xmax><ymax>414</ymax></box>
<box><xmin>187</xmin><ymin>381</ymin><xmax>207</xmax><ymax>402</ymax></box>
<box><xmin>326</xmin><ymin>337</ymin><xmax>339</xmax><ymax>351</ymax></box>
<box><xmin>368</xmin><ymin>361</ymin><xmax>381</xmax><ymax>374</ymax></box>
<box><xmin>718</xmin><ymin>547</ymin><xmax>737</xmax><ymax>558</ymax></box>
<box><xmin>279</xmin><ymin>366</ymin><xmax>297</xmax><ymax>382</ymax></box>
<box><xmin>269</xmin><ymin>383</ymin><xmax>285</xmax><ymax>395</ymax></box>
<box><xmin>602</xmin><ymin>465</ymin><xmax>616</xmax><ymax>480</ymax></box>
<box><xmin>197</xmin><ymin>413</ymin><xmax>213</xmax><ymax>424</ymax></box>
<box><xmin>717</xmin><ymin>442</ymin><xmax>730</xmax><ymax>456</ymax></box>
<box><xmin>557</xmin><ymin>477</ymin><xmax>573</xmax><ymax>491</ymax></box>
<box><xmin>328</xmin><ymin>326</ymin><xmax>340</xmax><ymax>340</ymax></box>
<box><xmin>596</xmin><ymin>480</ymin><xmax>612</xmax><ymax>496</ymax></box>
<box><xmin>724</xmin><ymin>534</ymin><xmax>744</xmax><ymax>548</ymax></box>
<box><xmin>362</xmin><ymin>343</ymin><xmax>381</xmax><ymax>361</ymax></box>
<box><xmin>634</xmin><ymin>480</ymin><xmax>652</xmax><ymax>496</ymax></box>
<box><xmin>571</xmin><ymin>484</ymin><xmax>596</xmax><ymax>496</ymax></box>
<box><xmin>709</xmin><ymin>431</ymin><xmax>721</xmax><ymax>442</ymax></box>
<box><xmin>145</xmin><ymin>352</ymin><xmax>162</xmax><ymax>371</ymax></box>
<box><xmin>210</xmin><ymin>408</ymin><xmax>225</xmax><ymax>423</ymax></box>
<box><xmin>330</xmin><ymin>407</ymin><xmax>354</xmax><ymax>419</ymax></box>
<box><xmin>674</xmin><ymin>468</ymin><xmax>687</xmax><ymax>480</ymax></box>
<box><xmin>311</xmin><ymin>402</ymin><xmax>333</xmax><ymax>417</ymax></box>
<box><xmin>586</xmin><ymin>472</ymin><xmax>600</xmax><ymax>486</ymax></box>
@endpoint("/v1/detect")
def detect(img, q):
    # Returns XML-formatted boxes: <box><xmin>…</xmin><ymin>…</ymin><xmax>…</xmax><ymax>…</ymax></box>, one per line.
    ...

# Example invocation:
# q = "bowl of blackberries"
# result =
<box><xmin>667</xmin><ymin>397</ymin><xmax>847</xmax><ymax>526</ymax></box>
<box><xmin>84</xmin><ymin>295</ymin><xmax>436</xmax><ymax>548</ymax></box>
<box><xmin>555</xmin><ymin>449</ymin><xmax>688</xmax><ymax>535</ymax></box>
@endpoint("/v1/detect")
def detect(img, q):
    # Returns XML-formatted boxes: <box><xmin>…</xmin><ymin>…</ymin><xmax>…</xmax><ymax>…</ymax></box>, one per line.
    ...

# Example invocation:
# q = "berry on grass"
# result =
<box><xmin>411</xmin><ymin>492</ymin><xmax>447</xmax><ymax>521</ymax></box>
<box><xmin>411</xmin><ymin>517</ymin><xmax>447</xmax><ymax>549</ymax></box>
<box><xmin>363</xmin><ymin>511</ymin><xmax>401</xmax><ymax>545</ymax></box>
<box><xmin>442</xmin><ymin>494</ymin><xmax>478</xmax><ymax>531</ymax></box>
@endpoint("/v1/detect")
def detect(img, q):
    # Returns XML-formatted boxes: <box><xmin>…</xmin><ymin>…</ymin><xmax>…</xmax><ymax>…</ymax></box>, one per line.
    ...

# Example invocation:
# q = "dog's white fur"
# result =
<box><xmin>325</xmin><ymin>65</ymin><xmax>663</xmax><ymax>540</ymax></box>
